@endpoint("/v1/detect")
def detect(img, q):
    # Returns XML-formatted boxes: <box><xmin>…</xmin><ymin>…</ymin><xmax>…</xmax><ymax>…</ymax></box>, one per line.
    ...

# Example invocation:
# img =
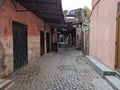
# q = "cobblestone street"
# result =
<box><xmin>8</xmin><ymin>46</ymin><xmax>112</xmax><ymax>90</ymax></box>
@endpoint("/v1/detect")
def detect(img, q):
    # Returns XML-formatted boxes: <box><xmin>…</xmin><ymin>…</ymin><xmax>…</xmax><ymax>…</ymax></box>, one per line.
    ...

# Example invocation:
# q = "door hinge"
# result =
<box><xmin>116</xmin><ymin>17</ymin><xmax>118</xmax><ymax>21</ymax></box>
<box><xmin>115</xmin><ymin>41</ymin><xmax>117</xmax><ymax>45</ymax></box>
<box><xmin>115</xmin><ymin>64</ymin><xmax>117</xmax><ymax>69</ymax></box>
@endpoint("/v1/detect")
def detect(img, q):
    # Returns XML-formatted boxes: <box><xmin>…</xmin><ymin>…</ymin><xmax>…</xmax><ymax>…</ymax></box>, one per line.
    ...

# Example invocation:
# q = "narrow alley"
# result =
<box><xmin>1</xmin><ymin>0</ymin><xmax>120</xmax><ymax>90</ymax></box>
<box><xmin>7</xmin><ymin>45</ymin><xmax>113</xmax><ymax>90</ymax></box>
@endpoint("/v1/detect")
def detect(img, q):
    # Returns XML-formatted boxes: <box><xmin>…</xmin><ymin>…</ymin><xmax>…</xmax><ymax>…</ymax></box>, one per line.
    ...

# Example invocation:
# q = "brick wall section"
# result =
<box><xmin>0</xmin><ymin>0</ymin><xmax>51</xmax><ymax>77</ymax></box>
<box><xmin>90</xmin><ymin>0</ymin><xmax>120</xmax><ymax>68</ymax></box>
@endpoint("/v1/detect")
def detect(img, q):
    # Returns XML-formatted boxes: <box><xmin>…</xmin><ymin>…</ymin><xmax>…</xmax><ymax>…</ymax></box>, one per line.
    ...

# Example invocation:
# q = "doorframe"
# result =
<box><xmin>115</xmin><ymin>15</ymin><xmax>118</xmax><ymax>69</ymax></box>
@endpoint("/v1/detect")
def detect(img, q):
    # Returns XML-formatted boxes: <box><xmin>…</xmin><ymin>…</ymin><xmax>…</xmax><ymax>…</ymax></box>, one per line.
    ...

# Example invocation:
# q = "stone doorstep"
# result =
<box><xmin>86</xmin><ymin>55</ymin><xmax>115</xmax><ymax>78</ymax></box>
<box><xmin>115</xmin><ymin>70</ymin><xmax>120</xmax><ymax>79</ymax></box>
<box><xmin>105</xmin><ymin>76</ymin><xmax>120</xmax><ymax>90</ymax></box>
<box><xmin>86</xmin><ymin>55</ymin><xmax>120</xmax><ymax>90</ymax></box>
<box><xmin>0</xmin><ymin>79</ymin><xmax>13</xmax><ymax>90</ymax></box>
<box><xmin>92</xmin><ymin>78</ymin><xmax>113</xmax><ymax>90</ymax></box>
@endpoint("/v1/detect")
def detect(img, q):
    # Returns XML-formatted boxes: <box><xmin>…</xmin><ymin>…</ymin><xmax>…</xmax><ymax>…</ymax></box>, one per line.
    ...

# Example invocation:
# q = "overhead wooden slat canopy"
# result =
<box><xmin>14</xmin><ymin>0</ymin><xmax>65</xmax><ymax>26</ymax></box>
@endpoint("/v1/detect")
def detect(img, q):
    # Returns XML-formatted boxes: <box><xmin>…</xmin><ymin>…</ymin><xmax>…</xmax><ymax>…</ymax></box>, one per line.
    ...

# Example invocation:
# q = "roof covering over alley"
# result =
<box><xmin>12</xmin><ymin>0</ymin><xmax>65</xmax><ymax>25</ymax></box>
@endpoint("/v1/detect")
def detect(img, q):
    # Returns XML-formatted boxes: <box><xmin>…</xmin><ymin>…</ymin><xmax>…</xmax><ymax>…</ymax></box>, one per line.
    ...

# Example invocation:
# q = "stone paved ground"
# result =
<box><xmin>7</xmin><ymin>46</ymin><xmax>113</xmax><ymax>90</ymax></box>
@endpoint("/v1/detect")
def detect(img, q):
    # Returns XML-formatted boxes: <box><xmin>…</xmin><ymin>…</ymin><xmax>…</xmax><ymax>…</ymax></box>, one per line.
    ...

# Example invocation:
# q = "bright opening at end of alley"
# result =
<box><xmin>62</xmin><ymin>0</ymin><xmax>92</xmax><ymax>10</ymax></box>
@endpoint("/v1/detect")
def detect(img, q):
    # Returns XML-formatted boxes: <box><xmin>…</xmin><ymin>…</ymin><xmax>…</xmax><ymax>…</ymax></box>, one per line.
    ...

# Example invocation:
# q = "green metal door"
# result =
<box><xmin>13</xmin><ymin>21</ymin><xmax>28</xmax><ymax>71</ymax></box>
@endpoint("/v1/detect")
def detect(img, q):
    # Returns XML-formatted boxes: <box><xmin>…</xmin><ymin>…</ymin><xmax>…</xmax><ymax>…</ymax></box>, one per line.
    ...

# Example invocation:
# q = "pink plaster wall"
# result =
<box><xmin>0</xmin><ymin>0</ymin><xmax>51</xmax><ymax>76</ymax></box>
<box><xmin>90</xmin><ymin>0</ymin><xmax>120</xmax><ymax>68</ymax></box>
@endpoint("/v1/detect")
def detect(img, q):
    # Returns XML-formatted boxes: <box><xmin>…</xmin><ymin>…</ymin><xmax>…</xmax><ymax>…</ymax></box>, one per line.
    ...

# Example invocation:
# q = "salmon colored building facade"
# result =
<box><xmin>90</xmin><ymin>0</ymin><xmax>120</xmax><ymax>70</ymax></box>
<box><xmin>0</xmin><ymin>0</ymin><xmax>63</xmax><ymax>77</ymax></box>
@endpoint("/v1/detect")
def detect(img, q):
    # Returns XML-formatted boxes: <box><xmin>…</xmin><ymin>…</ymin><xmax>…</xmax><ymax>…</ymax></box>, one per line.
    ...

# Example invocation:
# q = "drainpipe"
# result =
<box><xmin>90</xmin><ymin>0</ymin><xmax>101</xmax><ymax>17</ymax></box>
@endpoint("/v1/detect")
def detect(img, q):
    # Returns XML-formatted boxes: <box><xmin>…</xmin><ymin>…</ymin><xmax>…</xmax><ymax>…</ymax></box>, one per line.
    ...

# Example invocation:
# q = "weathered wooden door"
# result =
<box><xmin>46</xmin><ymin>33</ymin><xmax>50</xmax><ymax>53</ymax></box>
<box><xmin>13</xmin><ymin>21</ymin><xmax>28</xmax><ymax>71</ymax></box>
<box><xmin>40</xmin><ymin>31</ymin><xmax>44</xmax><ymax>56</ymax></box>
<box><xmin>51</xmin><ymin>28</ymin><xmax>54</xmax><ymax>51</ymax></box>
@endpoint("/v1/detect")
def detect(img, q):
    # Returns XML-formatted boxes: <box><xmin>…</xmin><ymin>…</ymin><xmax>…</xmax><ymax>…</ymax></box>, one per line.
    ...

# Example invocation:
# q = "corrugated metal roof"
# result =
<box><xmin>15</xmin><ymin>0</ymin><xmax>65</xmax><ymax>25</ymax></box>
<box><xmin>66</xmin><ymin>8</ymin><xmax>84</xmax><ymax>17</ymax></box>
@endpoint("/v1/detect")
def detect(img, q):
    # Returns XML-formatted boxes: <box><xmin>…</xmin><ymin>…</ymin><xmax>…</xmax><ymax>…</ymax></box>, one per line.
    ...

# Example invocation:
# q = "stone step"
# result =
<box><xmin>92</xmin><ymin>78</ymin><xmax>113</xmax><ymax>90</ymax></box>
<box><xmin>0</xmin><ymin>79</ymin><xmax>12</xmax><ymax>90</ymax></box>
<box><xmin>115</xmin><ymin>70</ymin><xmax>120</xmax><ymax>79</ymax></box>
<box><xmin>105</xmin><ymin>76</ymin><xmax>120</xmax><ymax>90</ymax></box>
<box><xmin>86</xmin><ymin>55</ymin><xmax>115</xmax><ymax>78</ymax></box>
